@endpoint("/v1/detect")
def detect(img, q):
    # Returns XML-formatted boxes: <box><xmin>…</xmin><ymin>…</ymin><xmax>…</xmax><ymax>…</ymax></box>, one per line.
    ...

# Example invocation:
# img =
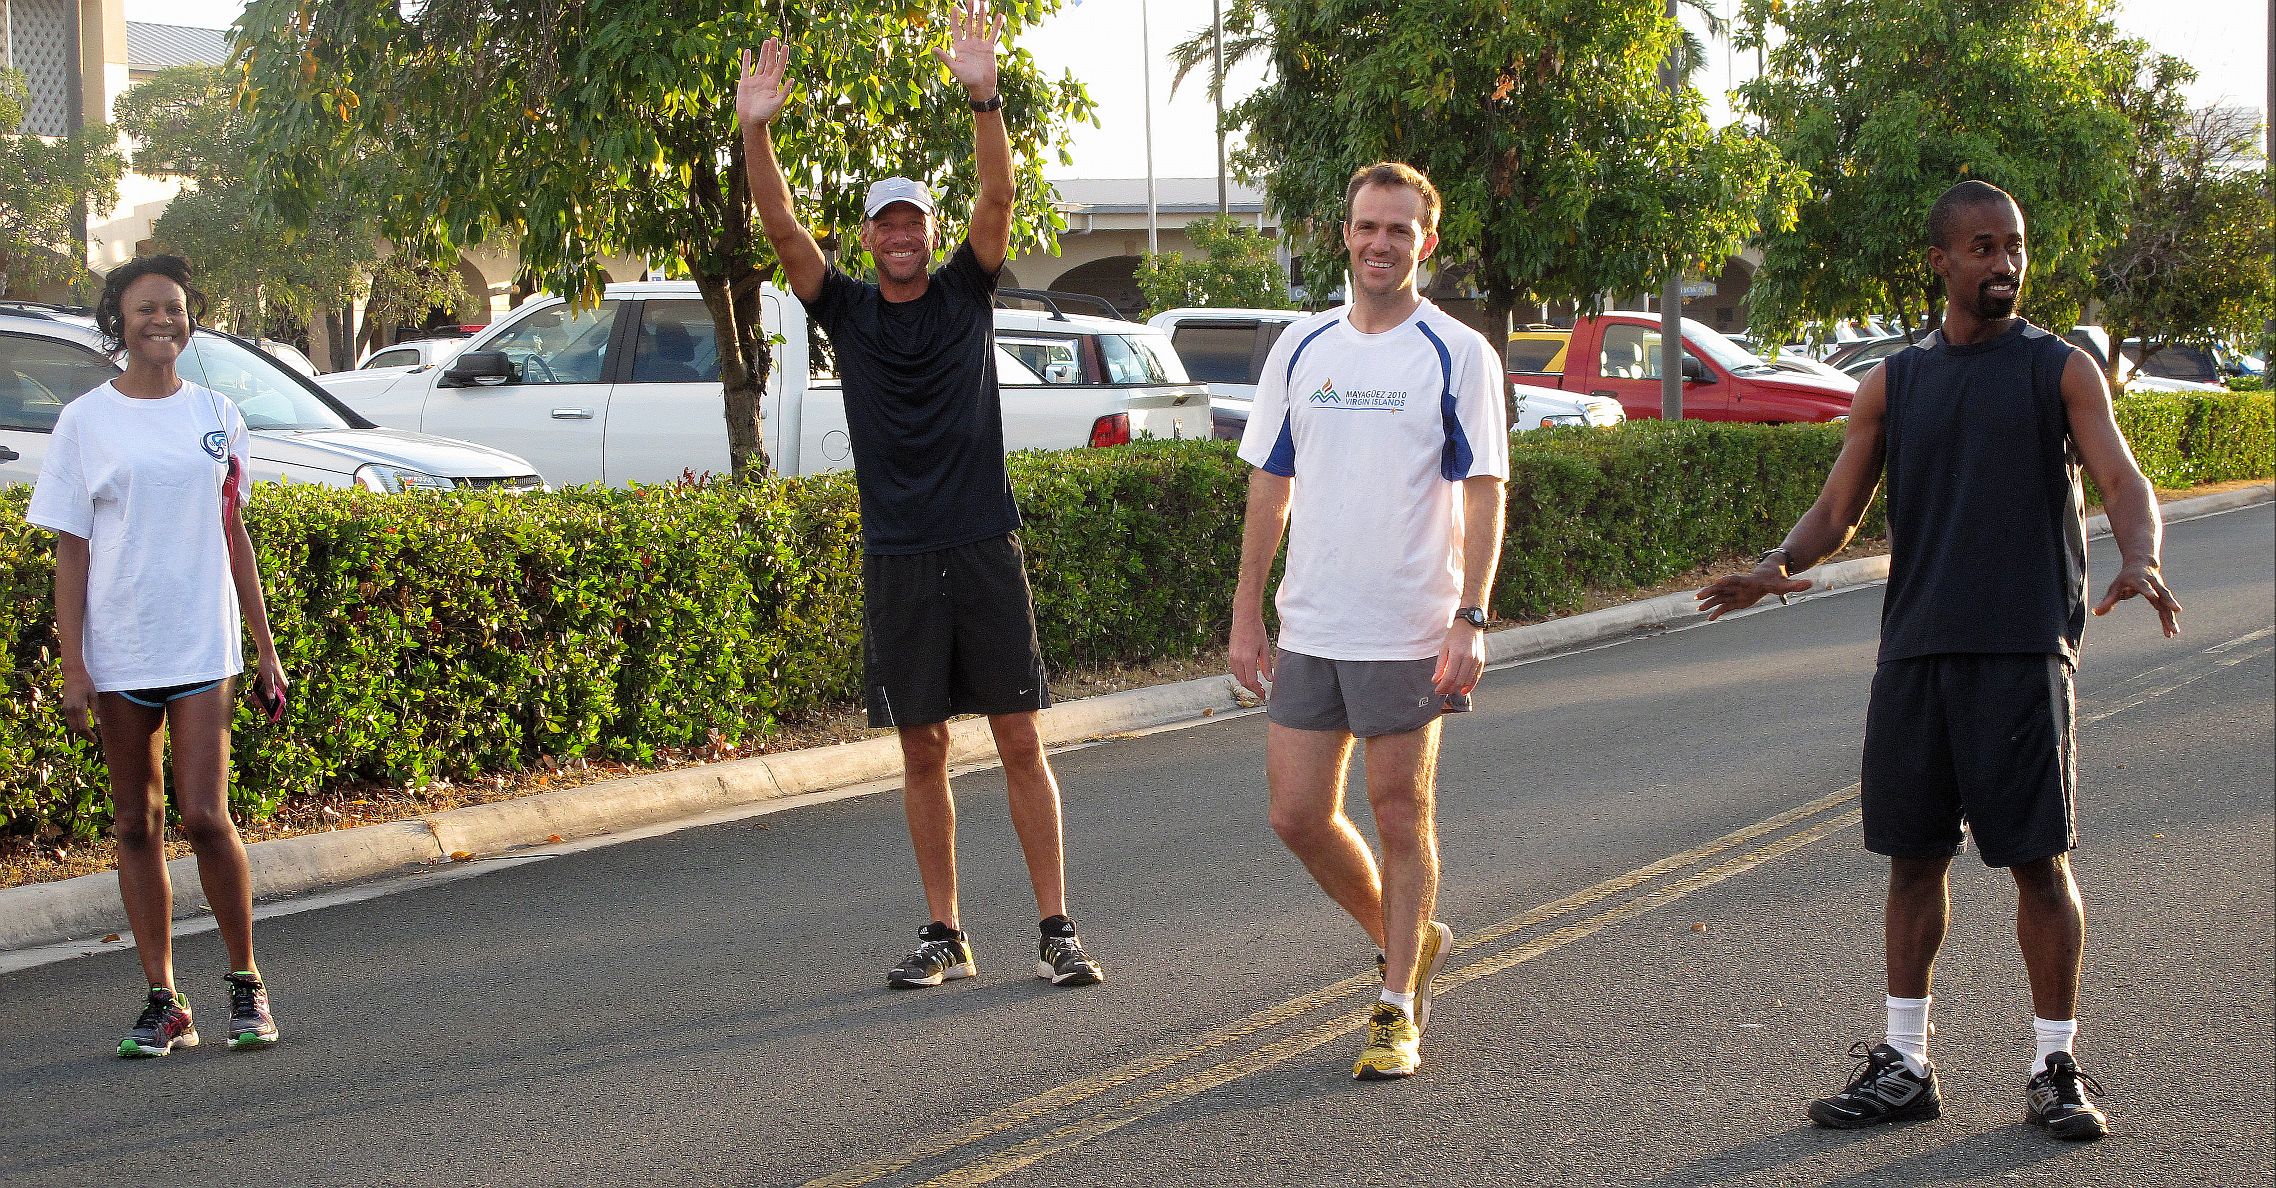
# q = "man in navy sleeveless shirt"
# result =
<box><xmin>736</xmin><ymin>1</ymin><xmax>1103</xmax><ymax>991</ymax></box>
<box><xmin>1700</xmin><ymin>181</ymin><xmax>2181</xmax><ymax>1141</ymax></box>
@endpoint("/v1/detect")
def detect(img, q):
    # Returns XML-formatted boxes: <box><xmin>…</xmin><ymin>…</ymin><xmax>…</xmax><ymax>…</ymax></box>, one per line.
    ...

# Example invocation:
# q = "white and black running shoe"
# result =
<box><xmin>887</xmin><ymin>922</ymin><xmax>975</xmax><ymax>989</ymax></box>
<box><xmin>1808</xmin><ymin>1041</ymin><xmax>1943</xmax><ymax>1129</ymax></box>
<box><xmin>1036</xmin><ymin>916</ymin><xmax>1103</xmax><ymax>986</ymax></box>
<box><xmin>2025</xmin><ymin>1051</ymin><xmax>2109</xmax><ymax>1141</ymax></box>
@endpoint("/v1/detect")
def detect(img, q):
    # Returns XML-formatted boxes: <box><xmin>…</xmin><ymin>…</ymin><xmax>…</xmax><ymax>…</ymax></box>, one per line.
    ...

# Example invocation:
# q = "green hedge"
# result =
<box><xmin>3</xmin><ymin>391</ymin><xmax>2266</xmax><ymax>839</ymax></box>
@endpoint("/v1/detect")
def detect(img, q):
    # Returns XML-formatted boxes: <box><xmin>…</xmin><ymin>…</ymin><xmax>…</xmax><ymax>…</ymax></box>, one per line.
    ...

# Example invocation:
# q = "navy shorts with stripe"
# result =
<box><xmin>1860</xmin><ymin>652</ymin><xmax>2077</xmax><ymax>868</ymax></box>
<box><xmin>862</xmin><ymin>533</ymin><xmax>1051</xmax><ymax>729</ymax></box>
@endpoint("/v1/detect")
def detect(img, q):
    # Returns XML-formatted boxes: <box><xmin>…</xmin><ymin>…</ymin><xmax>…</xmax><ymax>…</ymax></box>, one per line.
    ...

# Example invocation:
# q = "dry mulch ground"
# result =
<box><xmin>5</xmin><ymin>477</ymin><xmax>2259</xmax><ymax>892</ymax></box>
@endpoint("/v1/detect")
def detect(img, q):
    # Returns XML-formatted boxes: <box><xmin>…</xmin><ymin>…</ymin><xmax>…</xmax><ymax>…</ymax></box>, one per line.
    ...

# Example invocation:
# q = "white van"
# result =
<box><xmin>322</xmin><ymin>282</ymin><xmax>1211</xmax><ymax>486</ymax></box>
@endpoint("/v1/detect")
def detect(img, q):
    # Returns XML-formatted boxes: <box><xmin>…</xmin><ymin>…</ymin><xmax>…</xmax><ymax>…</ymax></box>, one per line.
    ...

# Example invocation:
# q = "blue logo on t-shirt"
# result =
<box><xmin>201</xmin><ymin>430</ymin><xmax>228</xmax><ymax>461</ymax></box>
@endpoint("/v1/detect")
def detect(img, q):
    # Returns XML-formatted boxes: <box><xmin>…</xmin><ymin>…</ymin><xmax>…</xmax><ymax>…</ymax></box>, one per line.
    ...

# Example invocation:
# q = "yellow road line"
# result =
<box><xmin>799</xmin><ymin>789</ymin><xmax>1861</xmax><ymax>1188</ymax></box>
<box><xmin>915</xmin><ymin>810</ymin><xmax>1865</xmax><ymax>1188</ymax></box>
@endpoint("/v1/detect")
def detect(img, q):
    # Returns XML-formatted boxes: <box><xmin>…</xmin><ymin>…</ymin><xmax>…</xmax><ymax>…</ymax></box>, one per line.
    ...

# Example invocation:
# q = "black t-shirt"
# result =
<box><xmin>804</xmin><ymin>241</ymin><xmax>1020</xmax><ymax>554</ymax></box>
<box><xmin>1878</xmin><ymin>319</ymin><xmax>2088</xmax><ymax>665</ymax></box>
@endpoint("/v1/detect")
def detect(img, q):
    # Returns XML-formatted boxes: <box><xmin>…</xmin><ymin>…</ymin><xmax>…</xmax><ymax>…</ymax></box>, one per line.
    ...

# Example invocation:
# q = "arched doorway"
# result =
<box><xmin>1048</xmin><ymin>256</ymin><xmax>1143</xmax><ymax>322</ymax></box>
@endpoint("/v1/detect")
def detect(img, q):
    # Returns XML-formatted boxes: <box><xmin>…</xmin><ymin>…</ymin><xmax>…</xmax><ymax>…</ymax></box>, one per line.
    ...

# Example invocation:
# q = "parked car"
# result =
<box><xmin>2120</xmin><ymin>339</ymin><xmax>2262</xmax><ymax>385</ymax></box>
<box><xmin>1146</xmin><ymin>307</ymin><xmax>1310</xmax><ymax>439</ymax></box>
<box><xmin>1504</xmin><ymin>326</ymin><xmax>1571</xmax><ymax>380</ymax></box>
<box><xmin>1513</xmin><ymin>313</ymin><xmax>1855</xmax><ymax>422</ymax></box>
<box><xmin>345</xmin><ymin>337</ymin><xmax>472</xmax><ymax>374</ymax></box>
<box><xmin>321</xmin><ymin>281</ymin><xmax>1210</xmax><ymax>486</ymax></box>
<box><xmin>257</xmin><ymin>338</ymin><xmax>321</xmax><ymax>378</ymax></box>
<box><xmin>1760</xmin><ymin>348</ymin><xmax>1860</xmax><ymax>386</ymax></box>
<box><xmin>1511</xmin><ymin>383</ymin><xmax>1625</xmax><ymax>431</ymax></box>
<box><xmin>0</xmin><ymin>305</ymin><xmax>546</xmax><ymax>492</ymax></box>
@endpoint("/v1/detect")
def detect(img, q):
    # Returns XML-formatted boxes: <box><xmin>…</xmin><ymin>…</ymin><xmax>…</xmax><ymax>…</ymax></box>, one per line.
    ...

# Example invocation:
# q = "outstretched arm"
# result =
<box><xmin>1697</xmin><ymin>365</ymin><xmax>1890</xmax><ymax>620</ymax></box>
<box><xmin>737</xmin><ymin>38</ymin><xmax>829</xmax><ymax>303</ymax></box>
<box><xmin>2062</xmin><ymin>349</ymin><xmax>2181</xmax><ymax>635</ymax></box>
<box><xmin>934</xmin><ymin>0</ymin><xmax>1014</xmax><ymax>274</ymax></box>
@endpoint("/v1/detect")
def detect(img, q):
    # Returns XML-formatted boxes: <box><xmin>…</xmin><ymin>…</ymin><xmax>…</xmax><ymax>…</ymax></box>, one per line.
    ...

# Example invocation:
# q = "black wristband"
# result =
<box><xmin>969</xmin><ymin>93</ymin><xmax>1003</xmax><ymax>113</ymax></box>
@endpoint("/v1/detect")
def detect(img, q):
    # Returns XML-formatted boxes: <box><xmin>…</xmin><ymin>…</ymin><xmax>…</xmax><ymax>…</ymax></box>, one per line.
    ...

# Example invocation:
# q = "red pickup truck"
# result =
<box><xmin>1511</xmin><ymin>312</ymin><xmax>1856</xmax><ymax>423</ymax></box>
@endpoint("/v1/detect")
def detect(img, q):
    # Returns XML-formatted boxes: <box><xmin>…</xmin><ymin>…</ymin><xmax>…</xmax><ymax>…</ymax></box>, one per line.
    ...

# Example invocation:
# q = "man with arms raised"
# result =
<box><xmin>735</xmin><ymin>1</ymin><xmax>1103</xmax><ymax>990</ymax></box>
<box><xmin>1230</xmin><ymin>162</ymin><xmax>1509</xmax><ymax>1080</ymax></box>
<box><xmin>1700</xmin><ymin>180</ymin><xmax>2181</xmax><ymax>1140</ymax></box>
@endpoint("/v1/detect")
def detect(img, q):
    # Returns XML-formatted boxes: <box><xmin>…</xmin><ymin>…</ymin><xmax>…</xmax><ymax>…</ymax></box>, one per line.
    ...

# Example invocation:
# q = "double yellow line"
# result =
<box><xmin>803</xmin><ymin>786</ymin><xmax>1865</xmax><ymax>1188</ymax></box>
<box><xmin>806</xmin><ymin>625</ymin><xmax>2271</xmax><ymax>1188</ymax></box>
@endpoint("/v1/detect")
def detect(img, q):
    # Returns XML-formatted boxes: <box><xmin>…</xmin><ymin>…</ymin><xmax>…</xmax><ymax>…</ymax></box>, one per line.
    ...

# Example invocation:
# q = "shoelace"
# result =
<box><xmin>1368</xmin><ymin>1006</ymin><xmax>1405</xmax><ymax>1045</ymax></box>
<box><xmin>1839</xmin><ymin>1040</ymin><xmax>1902</xmax><ymax>1092</ymax></box>
<box><xmin>227</xmin><ymin>976</ymin><xmax>263</xmax><ymax>1018</ymax></box>
<box><xmin>909</xmin><ymin>939</ymin><xmax>960</xmax><ymax>970</ymax></box>
<box><xmin>2050</xmin><ymin>1062</ymin><xmax>2106</xmax><ymax>1104</ymax></box>
<box><xmin>1045</xmin><ymin>935</ymin><xmax>1088</xmax><ymax>962</ymax></box>
<box><xmin>133</xmin><ymin>994</ymin><xmax>177</xmax><ymax>1032</ymax></box>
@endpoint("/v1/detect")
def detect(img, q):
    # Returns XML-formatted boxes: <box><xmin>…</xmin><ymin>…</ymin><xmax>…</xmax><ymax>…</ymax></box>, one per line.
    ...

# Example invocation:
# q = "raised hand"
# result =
<box><xmin>736</xmin><ymin>38</ymin><xmax>792</xmax><ymax>130</ymax></box>
<box><xmin>932</xmin><ymin>0</ymin><xmax>1006</xmax><ymax>98</ymax></box>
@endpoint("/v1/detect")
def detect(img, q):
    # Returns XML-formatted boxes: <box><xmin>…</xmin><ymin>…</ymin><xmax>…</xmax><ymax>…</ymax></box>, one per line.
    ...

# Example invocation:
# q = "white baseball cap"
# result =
<box><xmin>863</xmin><ymin>177</ymin><xmax>936</xmax><ymax>219</ymax></box>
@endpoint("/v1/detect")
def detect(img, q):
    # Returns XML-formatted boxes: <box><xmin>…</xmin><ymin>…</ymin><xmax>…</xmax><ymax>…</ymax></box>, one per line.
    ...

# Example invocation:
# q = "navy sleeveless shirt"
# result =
<box><xmin>1877</xmin><ymin>320</ymin><xmax>2088</xmax><ymax>665</ymax></box>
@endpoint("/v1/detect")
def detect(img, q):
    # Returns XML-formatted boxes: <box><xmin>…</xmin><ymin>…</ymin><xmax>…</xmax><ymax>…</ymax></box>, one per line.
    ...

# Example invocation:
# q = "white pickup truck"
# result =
<box><xmin>320</xmin><ymin>281</ymin><xmax>1211</xmax><ymax>486</ymax></box>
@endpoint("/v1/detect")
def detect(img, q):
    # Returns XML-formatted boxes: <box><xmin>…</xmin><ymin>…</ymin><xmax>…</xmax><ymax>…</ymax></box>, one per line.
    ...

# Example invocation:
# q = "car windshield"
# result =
<box><xmin>1682</xmin><ymin>321</ymin><xmax>1775</xmax><ymax>373</ymax></box>
<box><xmin>176</xmin><ymin>333</ymin><xmax>355</xmax><ymax>430</ymax></box>
<box><xmin>1097</xmin><ymin>331</ymin><xmax>1191</xmax><ymax>384</ymax></box>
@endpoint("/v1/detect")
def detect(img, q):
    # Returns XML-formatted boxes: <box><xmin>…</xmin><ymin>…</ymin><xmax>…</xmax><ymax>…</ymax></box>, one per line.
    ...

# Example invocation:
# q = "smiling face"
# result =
<box><xmin>1342</xmin><ymin>182</ymin><xmax>1439</xmax><ymax>301</ymax></box>
<box><xmin>860</xmin><ymin>203</ymin><xmax>938</xmax><ymax>287</ymax></box>
<box><xmin>118</xmin><ymin>273</ymin><xmax>191</xmax><ymax>368</ymax></box>
<box><xmin>1931</xmin><ymin>197</ymin><xmax>2028</xmax><ymax>321</ymax></box>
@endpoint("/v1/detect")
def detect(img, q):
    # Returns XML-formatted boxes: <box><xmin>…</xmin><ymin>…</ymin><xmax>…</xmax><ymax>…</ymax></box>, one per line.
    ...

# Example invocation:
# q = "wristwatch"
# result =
<box><xmin>1755</xmin><ymin>546</ymin><xmax>1792</xmax><ymax>574</ymax></box>
<box><xmin>969</xmin><ymin>92</ymin><xmax>1003</xmax><ymax>113</ymax></box>
<box><xmin>1454</xmin><ymin>606</ymin><xmax>1489</xmax><ymax>630</ymax></box>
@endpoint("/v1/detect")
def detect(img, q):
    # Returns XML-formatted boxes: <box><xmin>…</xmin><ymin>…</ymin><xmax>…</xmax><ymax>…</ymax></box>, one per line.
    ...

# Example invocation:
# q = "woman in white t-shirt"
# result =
<box><xmin>25</xmin><ymin>256</ymin><xmax>288</xmax><ymax>1058</ymax></box>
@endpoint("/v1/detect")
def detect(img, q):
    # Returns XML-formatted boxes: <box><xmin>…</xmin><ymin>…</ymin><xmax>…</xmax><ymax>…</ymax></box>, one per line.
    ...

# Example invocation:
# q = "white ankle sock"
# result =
<box><xmin>1885</xmin><ymin>995</ymin><xmax>1932</xmax><ymax>1076</ymax></box>
<box><xmin>1379</xmin><ymin>989</ymin><xmax>1415</xmax><ymax>1011</ymax></box>
<box><xmin>2033</xmin><ymin>1016</ymin><xmax>2077</xmax><ymax>1075</ymax></box>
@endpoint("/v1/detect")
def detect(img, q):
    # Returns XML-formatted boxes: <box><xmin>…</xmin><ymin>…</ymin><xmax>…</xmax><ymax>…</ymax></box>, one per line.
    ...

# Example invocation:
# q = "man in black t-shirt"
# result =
<box><xmin>1700</xmin><ymin>181</ymin><xmax>2182</xmax><ymax>1142</ymax></box>
<box><xmin>735</xmin><ymin>1</ymin><xmax>1103</xmax><ymax>991</ymax></box>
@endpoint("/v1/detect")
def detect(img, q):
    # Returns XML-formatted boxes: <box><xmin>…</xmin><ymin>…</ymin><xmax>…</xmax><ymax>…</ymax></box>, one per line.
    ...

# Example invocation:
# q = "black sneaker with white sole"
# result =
<box><xmin>1808</xmin><ymin>1041</ymin><xmax>1943</xmax><ymax>1128</ymax></box>
<box><xmin>887</xmin><ymin>922</ymin><xmax>975</xmax><ymax>989</ymax></box>
<box><xmin>1036</xmin><ymin>916</ymin><xmax>1103</xmax><ymax>986</ymax></box>
<box><xmin>2025</xmin><ymin>1051</ymin><xmax>2109</xmax><ymax>1141</ymax></box>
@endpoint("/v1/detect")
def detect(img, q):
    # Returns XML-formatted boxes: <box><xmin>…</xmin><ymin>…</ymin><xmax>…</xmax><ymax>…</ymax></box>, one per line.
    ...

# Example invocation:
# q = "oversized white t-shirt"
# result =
<box><xmin>25</xmin><ymin>380</ymin><xmax>252</xmax><ymax>691</ymax></box>
<box><xmin>1238</xmin><ymin>301</ymin><xmax>1509</xmax><ymax>661</ymax></box>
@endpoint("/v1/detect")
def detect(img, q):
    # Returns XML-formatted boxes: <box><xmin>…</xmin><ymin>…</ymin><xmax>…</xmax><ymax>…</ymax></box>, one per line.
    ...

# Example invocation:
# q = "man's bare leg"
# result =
<box><xmin>1266</xmin><ymin>723</ymin><xmax>1384</xmax><ymax>950</ymax></box>
<box><xmin>988</xmin><ymin>710</ymin><xmax>1068</xmax><ymax>921</ymax></box>
<box><xmin>1363</xmin><ymin>721</ymin><xmax>1442</xmax><ymax>995</ymax></box>
<box><xmin>897</xmin><ymin>722</ymin><xmax>959</xmax><ymax>929</ymax></box>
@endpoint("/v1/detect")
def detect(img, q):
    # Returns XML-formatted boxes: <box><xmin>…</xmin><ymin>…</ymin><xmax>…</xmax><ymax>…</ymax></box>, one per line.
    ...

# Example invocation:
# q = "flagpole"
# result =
<box><xmin>1142</xmin><ymin>0</ymin><xmax>1158</xmax><ymax>255</ymax></box>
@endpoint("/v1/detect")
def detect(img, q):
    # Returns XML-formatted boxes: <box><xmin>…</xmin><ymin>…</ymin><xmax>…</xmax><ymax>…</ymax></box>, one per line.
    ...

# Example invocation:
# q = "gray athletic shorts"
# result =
<box><xmin>1266</xmin><ymin>649</ymin><xmax>1470</xmax><ymax>738</ymax></box>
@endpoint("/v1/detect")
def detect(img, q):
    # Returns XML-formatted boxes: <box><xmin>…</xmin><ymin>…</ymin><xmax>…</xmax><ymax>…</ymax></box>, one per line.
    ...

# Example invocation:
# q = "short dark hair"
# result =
<box><xmin>1926</xmin><ymin>180</ymin><xmax>2018</xmax><ymax>249</ymax></box>
<box><xmin>95</xmin><ymin>255</ymin><xmax>206</xmax><ymax>354</ymax></box>
<box><xmin>1344</xmin><ymin>162</ymin><xmax>1441</xmax><ymax>235</ymax></box>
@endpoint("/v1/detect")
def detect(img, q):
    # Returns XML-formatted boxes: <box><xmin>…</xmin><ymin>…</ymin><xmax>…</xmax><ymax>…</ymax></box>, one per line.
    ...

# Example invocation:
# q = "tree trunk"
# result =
<box><xmin>695</xmin><ymin>265</ymin><xmax>771</xmax><ymax>482</ymax></box>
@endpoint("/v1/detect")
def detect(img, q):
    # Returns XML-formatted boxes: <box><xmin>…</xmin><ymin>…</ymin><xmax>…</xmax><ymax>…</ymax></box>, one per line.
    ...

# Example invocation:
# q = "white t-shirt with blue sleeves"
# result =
<box><xmin>1237</xmin><ymin>300</ymin><xmax>1509</xmax><ymax>661</ymax></box>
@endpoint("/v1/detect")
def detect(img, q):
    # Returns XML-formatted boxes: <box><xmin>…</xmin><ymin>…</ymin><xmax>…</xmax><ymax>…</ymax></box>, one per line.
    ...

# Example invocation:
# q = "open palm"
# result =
<box><xmin>736</xmin><ymin>38</ymin><xmax>791</xmax><ymax>128</ymax></box>
<box><xmin>933</xmin><ymin>0</ymin><xmax>1004</xmax><ymax>94</ymax></box>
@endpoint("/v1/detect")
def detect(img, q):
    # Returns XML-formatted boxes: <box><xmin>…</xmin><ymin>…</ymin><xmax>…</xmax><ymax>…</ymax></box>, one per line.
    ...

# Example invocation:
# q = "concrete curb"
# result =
<box><xmin>4</xmin><ymin>483</ymin><xmax>2264</xmax><ymax>953</ymax></box>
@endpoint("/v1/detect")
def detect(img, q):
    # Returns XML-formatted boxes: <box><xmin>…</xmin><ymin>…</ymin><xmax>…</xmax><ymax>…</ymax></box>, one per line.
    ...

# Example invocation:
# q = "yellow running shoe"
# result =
<box><xmin>1411</xmin><ymin>919</ymin><xmax>1453</xmax><ymax>1034</ymax></box>
<box><xmin>1353</xmin><ymin>1001</ymin><xmax>1421</xmax><ymax>1080</ymax></box>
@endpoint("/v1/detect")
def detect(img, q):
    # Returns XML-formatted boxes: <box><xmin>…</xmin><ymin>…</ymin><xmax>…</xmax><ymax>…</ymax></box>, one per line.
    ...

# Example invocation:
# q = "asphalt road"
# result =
<box><xmin>3</xmin><ymin>503</ymin><xmax>2269</xmax><ymax>1188</ymax></box>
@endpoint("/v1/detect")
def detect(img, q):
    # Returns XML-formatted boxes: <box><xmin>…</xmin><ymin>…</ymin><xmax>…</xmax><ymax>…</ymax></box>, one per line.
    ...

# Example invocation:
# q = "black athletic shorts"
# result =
<box><xmin>862</xmin><ymin>533</ymin><xmax>1051</xmax><ymax>729</ymax></box>
<box><xmin>1860</xmin><ymin>653</ymin><xmax>2077</xmax><ymax>868</ymax></box>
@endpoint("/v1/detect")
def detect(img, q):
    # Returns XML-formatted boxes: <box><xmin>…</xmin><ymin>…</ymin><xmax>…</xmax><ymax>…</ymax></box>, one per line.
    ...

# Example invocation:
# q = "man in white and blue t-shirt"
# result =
<box><xmin>1229</xmin><ymin>162</ymin><xmax>1509</xmax><ymax>1080</ymax></box>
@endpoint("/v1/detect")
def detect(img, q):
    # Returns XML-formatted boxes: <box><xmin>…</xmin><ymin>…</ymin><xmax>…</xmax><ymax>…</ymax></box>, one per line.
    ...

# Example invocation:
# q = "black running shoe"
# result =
<box><xmin>1808</xmin><ymin>1041</ymin><xmax>1943</xmax><ymax>1128</ymax></box>
<box><xmin>888</xmin><ymin>922</ymin><xmax>975</xmax><ymax>989</ymax></box>
<box><xmin>2025</xmin><ymin>1051</ymin><xmax>2109</xmax><ymax>1141</ymax></box>
<box><xmin>119</xmin><ymin>986</ymin><xmax>198</xmax><ymax>1058</ymax></box>
<box><xmin>1036</xmin><ymin>916</ymin><xmax>1103</xmax><ymax>986</ymax></box>
<box><xmin>224</xmin><ymin>971</ymin><xmax>279</xmax><ymax>1050</ymax></box>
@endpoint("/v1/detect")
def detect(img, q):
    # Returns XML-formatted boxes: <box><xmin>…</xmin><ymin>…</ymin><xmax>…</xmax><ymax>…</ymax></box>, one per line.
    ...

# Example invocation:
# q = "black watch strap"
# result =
<box><xmin>969</xmin><ymin>93</ymin><xmax>1004</xmax><ymax>113</ymax></box>
<box><xmin>1455</xmin><ymin>606</ymin><xmax>1488</xmax><ymax>629</ymax></box>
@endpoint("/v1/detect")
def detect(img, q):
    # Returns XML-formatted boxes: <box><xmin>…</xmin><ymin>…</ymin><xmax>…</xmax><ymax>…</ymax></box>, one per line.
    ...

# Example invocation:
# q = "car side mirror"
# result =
<box><xmin>440</xmin><ymin>351</ymin><xmax>517</xmax><ymax>388</ymax></box>
<box><xmin>1681</xmin><ymin>356</ymin><xmax>1714</xmax><ymax>384</ymax></box>
<box><xmin>1044</xmin><ymin>361</ymin><xmax>1078</xmax><ymax>385</ymax></box>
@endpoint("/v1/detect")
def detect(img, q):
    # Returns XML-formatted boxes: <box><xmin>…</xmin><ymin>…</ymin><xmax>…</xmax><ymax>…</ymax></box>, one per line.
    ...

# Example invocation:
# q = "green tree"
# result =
<box><xmin>113</xmin><ymin>64</ymin><xmax>468</xmax><ymax>365</ymax></box>
<box><xmin>1226</xmin><ymin>1</ymin><xmax>1802</xmax><ymax>335</ymax></box>
<box><xmin>239</xmin><ymin>0</ymin><xmax>1093</xmax><ymax>479</ymax></box>
<box><xmin>2095</xmin><ymin>87</ymin><xmax>2274</xmax><ymax>374</ymax></box>
<box><xmin>0</xmin><ymin>69</ymin><xmax>123</xmax><ymax>298</ymax></box>
<box><xmin>1737</xmin><ymin>0</ymin><xmax>2144</xmax><ymax>341</ymax></box>
<box><xmin>1133</xmin><ymin>215</ymin><xmax>1293</xmax><ymax>318</ymax></box>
